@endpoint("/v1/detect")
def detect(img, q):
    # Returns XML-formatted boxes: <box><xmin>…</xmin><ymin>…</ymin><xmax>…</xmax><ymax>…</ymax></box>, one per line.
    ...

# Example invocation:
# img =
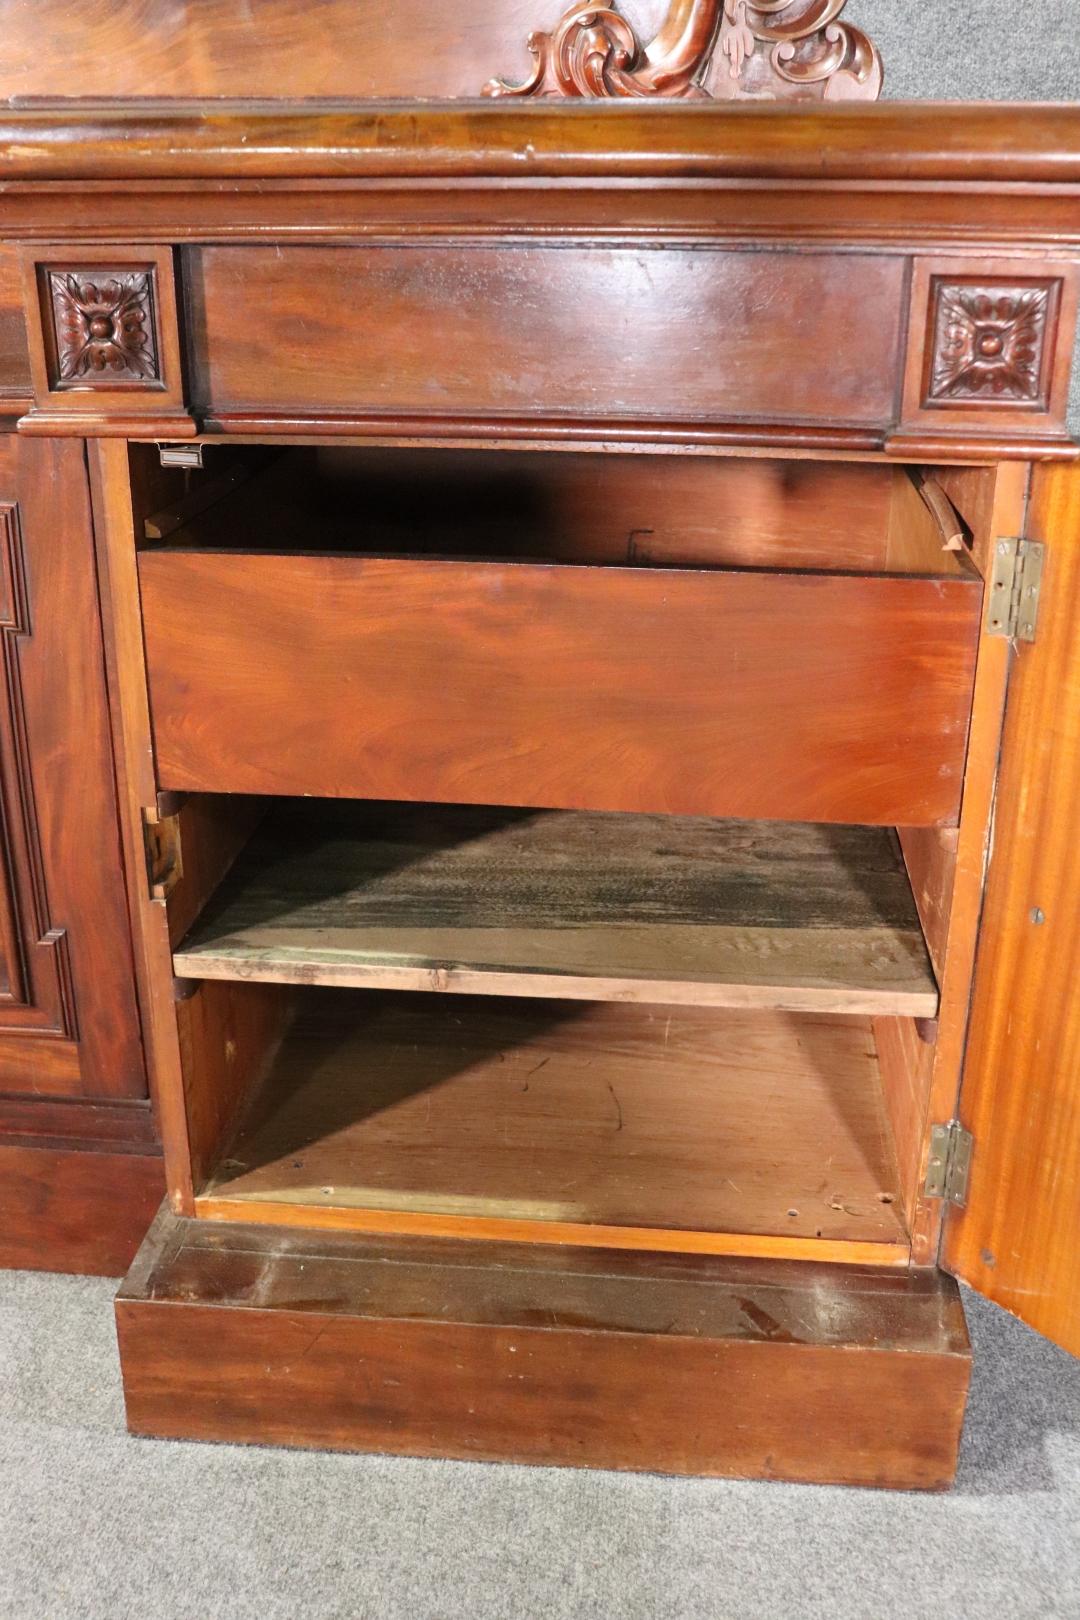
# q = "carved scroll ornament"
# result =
<box><xmin>485</xmin><ymin>0</ymin><xmax>882</xmax><ymax>102</ymax></box>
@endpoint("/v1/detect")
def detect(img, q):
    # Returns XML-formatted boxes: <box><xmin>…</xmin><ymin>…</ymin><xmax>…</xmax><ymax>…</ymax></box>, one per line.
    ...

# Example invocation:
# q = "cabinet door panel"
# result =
<box><xmin>0</xmin><ymin>436</ymin><xmax>145</xmax><ymax>1098</ymax></box>
<box><xmin>945</xmin><ymin>461</ymin><xmax>1080</xmax><ymax>1355</ymax></box>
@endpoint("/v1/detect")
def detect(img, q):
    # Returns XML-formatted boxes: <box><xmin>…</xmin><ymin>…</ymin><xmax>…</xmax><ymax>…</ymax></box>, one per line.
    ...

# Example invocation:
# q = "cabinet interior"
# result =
<box><xmin>134</xmin><ymin>443</ymin><xmax>972</xmax><ymax>574</ymax></box>
<box><xmin>128</xmin><ymin>443</ymin><xmax>997</xmax><ymax>1269</ymax></box>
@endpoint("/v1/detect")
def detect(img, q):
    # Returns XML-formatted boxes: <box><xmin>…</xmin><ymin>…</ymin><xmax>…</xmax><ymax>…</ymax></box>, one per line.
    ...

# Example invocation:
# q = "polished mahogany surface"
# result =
<box><xmin>0</xmin><ymin>1</ymin><xmax>880</xmax><ymax>103</ymax></box>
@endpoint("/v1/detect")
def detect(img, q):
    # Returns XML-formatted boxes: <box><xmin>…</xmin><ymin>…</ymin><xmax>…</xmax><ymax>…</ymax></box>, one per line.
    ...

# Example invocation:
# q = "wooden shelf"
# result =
<box><xmin>174</xmin><ymin>803</ymin><xmax>938</xmax><ymax>1016</ymax></box>
<box><xmin>197</xmin><ymin>992</ymin><xmax>909</xmax><ymax>1261</ymax></box>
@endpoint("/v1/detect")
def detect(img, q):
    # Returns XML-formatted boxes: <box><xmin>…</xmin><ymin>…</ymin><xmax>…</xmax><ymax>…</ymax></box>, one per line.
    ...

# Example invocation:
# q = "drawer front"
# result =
<box><xmin>140</xmin><ymin>553</ymin><xmax>981</xmax><ymax>826</ymax></box>
<box><xmin>186</xmin><ymin>244</ymin><xmax>906</xmax><ymax>431</ymax></box>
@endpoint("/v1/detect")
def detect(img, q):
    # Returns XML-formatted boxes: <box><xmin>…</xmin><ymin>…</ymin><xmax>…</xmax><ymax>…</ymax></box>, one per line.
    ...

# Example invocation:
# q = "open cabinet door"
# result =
<box><xmin>944</xmin><ymin>461</ymin><xmax>1080</xmax><ymax>1356</ymax></box>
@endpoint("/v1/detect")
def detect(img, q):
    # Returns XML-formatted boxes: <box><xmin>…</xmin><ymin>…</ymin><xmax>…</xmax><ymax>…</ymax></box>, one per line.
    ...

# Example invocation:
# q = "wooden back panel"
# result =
<box><xmin>138</xmin><ymin>444</ymin><xmax>900</xmax><ymax>575</ymax></box>
<box><xmin>311</xmin><ymin>450</ymin><xmax>900</xmax><ymax>574</ymax></box>
<box><xmin>0</xmin><ymin>0</ymin><xmax>548</xmax><ymax>98</ymax></box>
<box><xmin>0</xmin><ymin>2</ymin><xmax>868</xmax><ymax>104</ymax></box>
<box><xmin>139</xmin><ymin>550</ymin><xmax>982</xmax><ymax>826</ymax></box>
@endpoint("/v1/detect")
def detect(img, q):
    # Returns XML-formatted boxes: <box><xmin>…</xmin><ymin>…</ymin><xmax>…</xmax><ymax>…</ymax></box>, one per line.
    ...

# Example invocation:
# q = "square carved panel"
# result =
<box><xmin>924</xmin><ymin>276</ymin><xmax>1060</xmax><ymax>410</ymax></box>
<box><xmin>19</xmin><ymin>243</ymin><xmax>192</xmax><ymax>435</ymax></box>
<box><xmin>46</xmin><ymin>266</ymin><xmax>160</xmax><ymax>389</ymax></box>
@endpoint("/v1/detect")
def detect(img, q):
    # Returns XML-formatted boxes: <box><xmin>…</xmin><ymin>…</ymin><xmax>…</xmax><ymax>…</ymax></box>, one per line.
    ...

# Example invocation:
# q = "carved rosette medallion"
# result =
<box><xmin>484</xmin><ymin>0</ymin><xmax>882</xmax><ymax>101</ymax></box>
<box><xmin>46</xmin><ymin>268</ymin><xmax>160</xmax><ymax>388</ymax></box>
<box><xmin>926</xmin><ymin>280</ymin><xmax>1057</xmax><ymax>406</ymax></box>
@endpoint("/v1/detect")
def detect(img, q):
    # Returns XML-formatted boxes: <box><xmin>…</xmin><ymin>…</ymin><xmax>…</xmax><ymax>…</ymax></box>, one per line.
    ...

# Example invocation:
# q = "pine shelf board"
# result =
<box><xmin>174</xmin><ymin>803</ymin><xmax>938</xmax><ymax>1016</ymax></box>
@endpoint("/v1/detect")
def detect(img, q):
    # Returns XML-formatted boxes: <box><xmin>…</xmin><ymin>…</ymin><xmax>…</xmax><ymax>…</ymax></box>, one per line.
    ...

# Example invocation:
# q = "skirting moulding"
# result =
<box><xmin>485</xmin><ymin>0</ymin><xmax>883</xmax><ymax>101</ymax></box>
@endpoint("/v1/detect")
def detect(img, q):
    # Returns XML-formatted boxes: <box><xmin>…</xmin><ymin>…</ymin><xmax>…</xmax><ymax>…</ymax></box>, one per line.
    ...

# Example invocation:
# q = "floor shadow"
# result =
<box><xmin>313</xmin><ymin>447</ymin><xmax>559</xmax><ymax>561</ymax></box>
<box><xmin>816</xmin><ymin>821</ymin><xmax>923</xmax><ymax>931</ymax></box>
<box><xmin>217</xmin><ymin>988</ymin><xmax>594</xmax><ymax>1182</ymax></box>
<box><xmin>190</xmin><ymin>804</ymin><xmax>925</xmax><ymax>943</ymax></box>
<box><xmin>188</xmin><ymin>799</ymin><xmax>546</xmax><ymax>938</ymax></box>
<box><xmin>954</xmin><ymin>1286</ymin><xmax>1080</xmax><ymax>1497</ymax></box>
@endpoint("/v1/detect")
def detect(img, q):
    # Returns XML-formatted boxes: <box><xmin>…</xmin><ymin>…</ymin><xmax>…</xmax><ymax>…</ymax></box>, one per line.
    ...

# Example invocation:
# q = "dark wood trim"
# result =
<box><xmin>86</xmin><ymin>438</ymin><xmax>197</xmax><ymax>1214</ymax></box>
<box><xmin>2</xmin><ymin>103</ymin><xmax>1080</xmax><ymax>184</ymax></box>
<box><xmin>185</xmin><ymin>414</ymin><xmax>1080</xmax><ymax>465</ymax></box>
<box><xmin>0</xmin><ymin>1093</ymin><xmax>158</xmax><ymax>1151</ymax></box>
<box><xmin>199</xmin><ymin>415</ymin><xmax>890</xmax><ymax>455</ymax></box>
<box><xmin>0</xmin><ymin>1140</ymin><xmax>162</xmax><ymax>1275</ymax></box>
<box><xmin>117</xmin><ymin>1209</ymin><xmax>971</xmax><ymax>1487</ymax></box>
<box><xmin>5</xmin><ymin>192</ymin><xmax>1080</xmax><ymax>260</ymax></box>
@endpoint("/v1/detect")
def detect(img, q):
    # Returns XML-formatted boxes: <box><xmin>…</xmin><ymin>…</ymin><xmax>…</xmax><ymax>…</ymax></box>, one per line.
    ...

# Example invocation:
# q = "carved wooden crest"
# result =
<box><xmin>485</xmin><ymin>0</ymin><xmax>882</xmax><ymax>101</ymax></box>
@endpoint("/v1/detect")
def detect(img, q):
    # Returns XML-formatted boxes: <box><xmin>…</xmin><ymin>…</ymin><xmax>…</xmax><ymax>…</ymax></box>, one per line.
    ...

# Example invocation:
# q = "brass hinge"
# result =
<box><xmin>142</xmin><ymin>807</ymin><xmax>183</xmax><ymax>902</ymax></box>
<box><xmin>986</xmin><ymin>538</ymin><xmax>1044</xmax><ymax>642</ymax></box>
<box><xmin>923</xmin><ymin>1121</ymin><xmax>974</xmax><ymax>1207</ymax></box>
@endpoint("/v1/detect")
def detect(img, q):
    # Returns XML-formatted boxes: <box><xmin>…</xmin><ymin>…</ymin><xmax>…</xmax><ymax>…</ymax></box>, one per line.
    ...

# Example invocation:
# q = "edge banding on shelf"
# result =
<box><xmin>172</xmin><ymin>804</ymin><xmax>940</xmax><ymax>1017</ymax></box>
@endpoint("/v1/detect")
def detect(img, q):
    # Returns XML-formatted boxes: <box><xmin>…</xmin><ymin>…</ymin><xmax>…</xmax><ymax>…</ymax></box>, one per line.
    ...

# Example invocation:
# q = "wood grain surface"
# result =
<box><xmin>3</xmin><ymin>102</ymin><xmax>1080</xmax><ymax>186</ymax></box>
<box><xmin>0</xmin><ymin>109</ymin><xmax>1075</xmax><ymax>458</ymax></box>
<box><xmin>187</xmin><ymin>243</ymin><xmax>905</xmax><ymax>431</ymax></box>
<box><xmin>150</xmin><ymin>445</ymin><xmax>901</xmax><ymax>575</ymax></box>
<box><xmin>0</xmin><ymin>437</ymin><xmax>146</xmax><ymax>1100</ymax></box>
<box><xmin>905</xmin><ymin>463</ymin><xmax>1026</xmax><ymax>1268</ymax></box>
<box><xmin>0</xmin><ymin>1</ymin><xmax>881</xmax><ymax>106</ymax></box>
<box><xmin>873</xmin><ymin>1012</ymin><xmax>935</xmax><ymax>1235</ymax></box>
<box><xmin>945</xmin><ymin>463</ymin><xmax>1080</xmax><ymax>1354</ymax></box>
<box><xmin>175</xmin><ymin>804</ymin><xmax>938</xmax><ymax>1015</ymax></box>
<box><xmin>0</xmin><ymin>242</ymin><xmax>30</xmax><ymax>406</ymax></box>
<box><xmin>89</xmin><ymin>440</ymin><xmax>197</xmax><ymax>1214</ymax></box>
<box><xmin>199</xmin><ymin>991</ymin><xmax>907</xmax><ymax>1253</ymax></box>
<box><xmin>0</xmin><ymin>0</ymin><xmax>574</xmax><ymax>101</ymax></box>
<box><xmin>0</xmin><ymin>1143</ymin><xmax>162</xmax><ymax>1276</ymax></box>
<box><xmin>117</xmin><ymin>1209</ymin><xmax>970</xmax><ymax>1487</ymax></box>
<box><xmin>140</xmin><ymin>551</ymin><xmax>982</xmax><ymax>825</ymax></box>
<box><xmin>163</xmin><ymin>795</ymin><xmax>265</xmax><ymax>949</ymax></box>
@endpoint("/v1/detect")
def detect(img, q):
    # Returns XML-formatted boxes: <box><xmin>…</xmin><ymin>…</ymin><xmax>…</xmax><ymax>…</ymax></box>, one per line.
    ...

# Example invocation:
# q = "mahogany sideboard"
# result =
<box><xmin>1</xmin><ymin>0</ymin><xmax>1079</xmax><ymax>1489</ymax></box>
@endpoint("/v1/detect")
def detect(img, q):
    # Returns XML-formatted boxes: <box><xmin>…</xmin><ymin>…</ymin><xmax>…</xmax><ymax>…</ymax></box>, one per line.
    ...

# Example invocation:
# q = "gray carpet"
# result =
<box><xmin>0</xmin><ymin>1274</ymin><xmax>1078</xmax><ymax>1620</ymax></box>
<box><xmin>863</xmin><ymin>0</ymin><xmax>1080</xmax><ymax>101</ymax></box>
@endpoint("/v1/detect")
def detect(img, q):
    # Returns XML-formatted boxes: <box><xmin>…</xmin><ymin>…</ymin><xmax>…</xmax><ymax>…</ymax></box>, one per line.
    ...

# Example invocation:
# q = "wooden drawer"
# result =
<box><xmin>139</xmin><ymin>551</ymin><xmax>982</xmax><ymax>825</ymax></box>
<box><xmin>185</xmin><ymin>244</ymin><xmax>906</xmax><ymax>432</ymax></box>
